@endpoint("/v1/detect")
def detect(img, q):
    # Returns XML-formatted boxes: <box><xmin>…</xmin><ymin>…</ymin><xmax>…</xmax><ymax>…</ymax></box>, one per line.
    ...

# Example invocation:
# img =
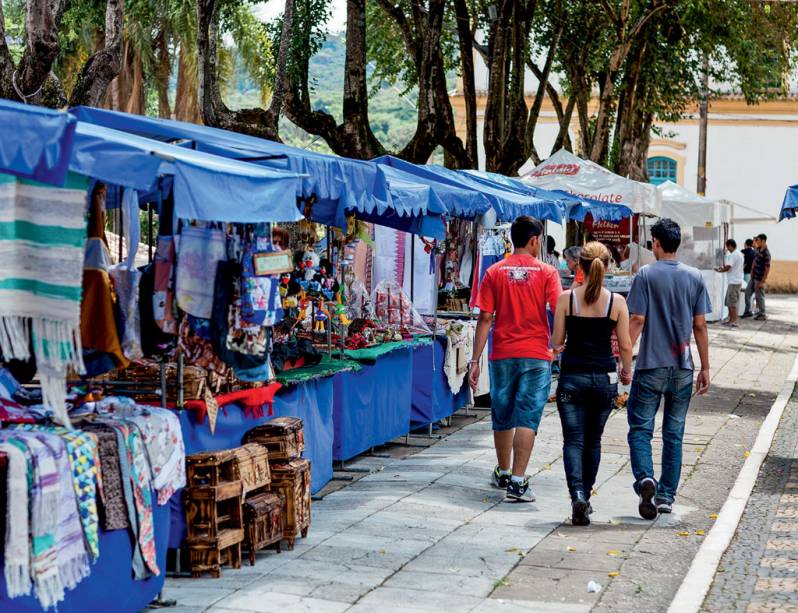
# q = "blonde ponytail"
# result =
<box><xmin>580</xmin><ymin>241</ymin><xmax>610</xmax><ymax>305</ymax></box>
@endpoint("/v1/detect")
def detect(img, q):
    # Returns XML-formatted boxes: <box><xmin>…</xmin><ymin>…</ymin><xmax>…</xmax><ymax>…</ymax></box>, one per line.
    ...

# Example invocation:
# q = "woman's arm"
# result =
<box><xmin>552</xmin><ymin>291</ymin><xmax>569</xmax><ymax>354</ymax></box>
<box><xmin>614</xmin><ymin>295</ymin><xmax>634</xmax><ymax>383</ymax></box>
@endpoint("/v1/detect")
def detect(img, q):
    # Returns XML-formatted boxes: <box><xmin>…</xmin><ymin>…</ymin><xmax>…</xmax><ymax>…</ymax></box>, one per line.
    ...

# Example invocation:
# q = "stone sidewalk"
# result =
<box><xmin>161</xmin><ymin>295</ymin><xmax>798</xmax><ymax>613</ymax></box>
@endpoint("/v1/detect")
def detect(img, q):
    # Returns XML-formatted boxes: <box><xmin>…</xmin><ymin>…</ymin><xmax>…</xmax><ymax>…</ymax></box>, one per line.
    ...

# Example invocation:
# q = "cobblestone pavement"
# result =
<box><xmin>703</xmin><ymin>393</ymin><xmax>798</xmax><ymax>613</ymax></box>
<box><xmin>160</xmin><ymin>296</ymin><xmax>798</xmax><ymax>613</ymax></box>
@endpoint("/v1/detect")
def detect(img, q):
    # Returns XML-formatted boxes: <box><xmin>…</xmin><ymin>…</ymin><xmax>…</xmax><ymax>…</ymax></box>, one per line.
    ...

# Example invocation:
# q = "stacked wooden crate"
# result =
<box><xmin>184</xmin><ymin>450</ymin><xmax>244</xmax><ymax>578</ymax></box>
<box><xmin>243</xmin><ymin>417</ymin><xmax>311</xmax><ymax>550</ymax></box>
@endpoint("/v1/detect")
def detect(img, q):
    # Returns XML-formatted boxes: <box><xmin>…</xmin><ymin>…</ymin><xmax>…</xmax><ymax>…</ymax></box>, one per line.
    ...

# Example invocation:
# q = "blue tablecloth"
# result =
<box><xmin>411</xmin><ymin>337</ymin><xmax>470</xmax><ymax>426</ymax></box>
<box><xmin>169</xmin><ymin>378</ymin><xmax>334</xmax><ymax>548</ymax></box>
<box><xmin>332</xmin><ymin>346</ymin><xmax>413</xmax><ymax>461</ymax></box>
<box><xmin>0</xmin><ymin>498</ymin><xmax>170</xmax><ymax>612</ymax></box>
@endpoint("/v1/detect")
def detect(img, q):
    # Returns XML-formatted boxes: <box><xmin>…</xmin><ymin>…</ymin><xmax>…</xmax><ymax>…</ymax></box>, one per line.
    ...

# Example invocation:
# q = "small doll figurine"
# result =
<box><xmin>314</xmin><ymin>298</ymin><xmax>329</xmax><ymax>333</ymax></box>
<box><xmin>302</xmin><ymin>249</ymin><xmax>320</xmax><ymax>281</ymax></box>
<box><xmin>334</xmin><ymin>302</ymin><xmax>351</xmax><ymax>327</ymax></box>
<box><xmin>297</xmin><ymin>292</ymin><xmax>310</xmax><ymax>323</ymax></box>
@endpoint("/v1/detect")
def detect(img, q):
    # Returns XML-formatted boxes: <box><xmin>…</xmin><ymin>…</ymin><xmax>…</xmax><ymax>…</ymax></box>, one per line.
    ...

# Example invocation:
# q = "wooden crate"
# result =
<box><xmin>243</xmin><ymin>417</ymin><xmax>305</xmax><ymax>461</ymax></box>
<box><xmin>269</xmin><ymin>458</ymin><xmax>311</xmax><ymax>550</ymax></box>
<box><xmin>243</xmin><ymin>491</ymin><xmax>284</xmax><ymax>565</ymax></box>
<box><xmin>233</xmin><ymin>444</ymin><xmax>271</xmax><ymax>495</ymax></box>
<box><xmin>186</xmin><ymin>448</ymin><xmax>238</xmax><ymax>488</ymax></box>
<box><xmin>185</xmin><ymin>529</ymin><xmax>244</xmax><ymax>578</ymax></box>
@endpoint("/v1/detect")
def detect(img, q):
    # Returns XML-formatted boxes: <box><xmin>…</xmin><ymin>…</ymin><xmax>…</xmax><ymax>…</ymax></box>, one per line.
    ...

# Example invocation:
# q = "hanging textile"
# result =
<box><xmin>80</xmin><ymin>183</ymin><xmax>129</xmax><ymax>374</ymax></box>
<box><xmin>372</xmin><ymin>225</ymin><xmax>406</xmax><ymax>291</ymax></box>
<box><xmin>80</xmin><ymin>422</ymin><xmax>129</xmax><ymax>530</ymax></box>
<box><xmin>0</xmin><ymin>173</ymin><xmax>88</xmax><ymax>426</ymax></box>
<box><xmin>442</xmin><ymin>321</ymin><xmax>474</xmax><ymax>394</ymax></box>
<box><xmin>0</xmin><ymin>442</ymin><xmax>30</xmax><ymax>599</ymax></box>
<box><xmin>152</xmin><ymin>236</ymin><xmax>178</xmax><ymax>335</ymax></box>
<box><xmin>107</xmin><ymin>188</ymin><xmax>143</xmax><ymax>361</ymax></box>
<box><xmin>402</xmin><ymin>235</ymin><xmax>436</xmax><ymax>315</ymax></box>
<box><xmin>175</xmin><ymin>225</ymin><xmax>226</xmax><ymax>319</ymax></box>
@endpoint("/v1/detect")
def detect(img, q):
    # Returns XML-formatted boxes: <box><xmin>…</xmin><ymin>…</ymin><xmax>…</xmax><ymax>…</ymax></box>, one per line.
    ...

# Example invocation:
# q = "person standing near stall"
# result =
<box><xmin>551</xmin><ymin>242</ymin><xmax>633</xmax><ymax>525</ymax></box>
<box><xmin>741</xmin><ymin>238</ymin><xmax>755</xmax><ymax>286</ymax></box>
<box><xmin>626</xmin><ymin>218</ymin><xmax>711</xmax><ymax>519</ymax></box>
<box><xmin>715</xmin><ymin>239</ymin><xmax>744</xmax><ymax>327</ymax></box>
<box><xmin>563</xmin><ymin>246</ymin><xmax>584</xmax><ymax>288</ymax></box>
<box><xmin>469</xmin><ymin>216</ymin><xmax>562</xmax><ymax>502</ymax></box>
<box><xmin>743</xmin><ymin>233</ymin><xmax>771</xmax><ymax>321</ymax></box>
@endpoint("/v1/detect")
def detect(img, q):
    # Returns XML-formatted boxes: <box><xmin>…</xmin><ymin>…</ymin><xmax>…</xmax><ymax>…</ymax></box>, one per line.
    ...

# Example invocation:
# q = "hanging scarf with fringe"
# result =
<box><xmin>0</xmin><ymin>173</ymin><xmax>88</xmax><ymax>427</ymax></box>
<box><xmin>0</xmin><ymin>442</ymin><xmax>31</xmax><ymax>599</ymax></box>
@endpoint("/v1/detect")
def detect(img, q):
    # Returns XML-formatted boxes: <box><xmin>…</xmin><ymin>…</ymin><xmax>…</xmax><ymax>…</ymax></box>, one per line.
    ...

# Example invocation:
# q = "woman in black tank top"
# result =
<box><xmin>551</xmin><ymin>242</ymin><xmax>634</xmax><ymax>526</ymax></box>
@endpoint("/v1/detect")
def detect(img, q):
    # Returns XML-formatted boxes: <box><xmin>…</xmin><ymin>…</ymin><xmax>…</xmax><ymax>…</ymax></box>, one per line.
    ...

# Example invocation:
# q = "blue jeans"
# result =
<box><xmin>490</xmin><ymin>358</ymin><xmax>551</xmax><ymax>432</ymax></box>
<box><xmin>627</xmin><ymin>367</ymin><xmax>694</xmax><ymax>503</ymax></box>
<box><xmin>556</xmin><ymin>372</ymin><xmax>617</xmax><ymax>500</ymax></box>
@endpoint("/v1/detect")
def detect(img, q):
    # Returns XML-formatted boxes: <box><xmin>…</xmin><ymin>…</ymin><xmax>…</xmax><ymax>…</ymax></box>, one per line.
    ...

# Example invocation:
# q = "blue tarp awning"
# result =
<box><xmin>71</xmin><ymin>122</ymin><xmax>304</xmax><ymax>223</ymax></box>
<box><xmin>374</xmin><ymin>155</ymin><xmax>564</xmax><ymax>224</ymax></box>
<box><xmin>780</xmin><ymin>185</ymin><xmax>798</xmax><ymax>221</ymax></box>
<box><xmin>0</xmin><ymin>98</ymin><xmax>77</xmax><ymax>185</ymax></box>
<box><xmin>70</xmin><ymin>106</ymin><xmax>447</xmax><ymax>236</ymax></box>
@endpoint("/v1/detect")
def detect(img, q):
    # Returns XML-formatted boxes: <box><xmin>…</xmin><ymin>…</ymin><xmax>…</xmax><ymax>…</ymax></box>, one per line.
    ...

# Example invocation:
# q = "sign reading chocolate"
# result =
<box><xmin>530</xmin><ymin>163</ymin><xmax>580</xmax><ymax>177</ymax></box>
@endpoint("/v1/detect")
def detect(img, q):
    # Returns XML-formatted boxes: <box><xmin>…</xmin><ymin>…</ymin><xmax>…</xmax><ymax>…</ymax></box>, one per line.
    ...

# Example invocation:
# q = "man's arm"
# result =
<box><xmin>469</xmin><ymin>311</ymin><xmax>493</xmax><ymax>390</ymax></box>
<box><xmin>693</xmin><ymin>314</ymin><xmax>710</xmax><ymax>395</ymax></box>
<box><xmin>715</xmin><ymin>264</ymin><xmax>731</xmax><ymax>273</ymax></box>
<box><xmin>629</xmin><ymin>314</ymin><xmax>646</xmax><ymax>347</ymax></box>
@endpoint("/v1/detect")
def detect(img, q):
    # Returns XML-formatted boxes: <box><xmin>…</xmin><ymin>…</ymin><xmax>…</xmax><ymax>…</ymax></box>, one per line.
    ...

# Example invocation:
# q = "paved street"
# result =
<box><xmin>161</xmin><ymin>295</ymin><xmax>798</xmax><ymax>613</ymax></box>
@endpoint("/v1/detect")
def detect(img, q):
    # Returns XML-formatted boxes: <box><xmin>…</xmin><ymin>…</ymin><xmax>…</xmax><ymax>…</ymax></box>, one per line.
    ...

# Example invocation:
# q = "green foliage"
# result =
<box><xmin>3</xmin><ymin>0</ymin><xmax>26</xmax><ymax>63</ymax></box>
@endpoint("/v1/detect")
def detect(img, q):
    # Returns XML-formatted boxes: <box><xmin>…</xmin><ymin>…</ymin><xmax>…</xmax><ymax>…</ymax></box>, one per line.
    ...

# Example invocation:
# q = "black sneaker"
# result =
<box><xmin>655</xmin><ymin>499</ymin><xmax>673</xmax><ymax>514</ymax></box>
<box><xmin>754</xmin><ymin>313</ymin><xmax>767</xmax><ymax>321</ymax></box>
<box><xmin>741</xmin><ymin>311</ymin><xmax>754</xmax><ymax>319</ymax></box>
<box><xmin>506</xmin><ymin>478</ymin><xmax>536</xmax><ymax>502</ymax></box>
<box><xmin>637</xmin><ymin>477</ymin><xmax>657</xmax><ymax>520</ymax></box>
<box><xmin>491</xmin><ymin>466</ymin><xmax>511</xmax><ymax>489</ymax></box>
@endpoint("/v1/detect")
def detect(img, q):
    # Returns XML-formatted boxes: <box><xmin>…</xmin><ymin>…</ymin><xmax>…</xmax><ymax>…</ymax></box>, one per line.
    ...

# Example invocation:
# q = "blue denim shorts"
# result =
<box><xmin>489</xmin><ymin>358</ymin><xmax>551</xmax><ymax>432</ymax></box>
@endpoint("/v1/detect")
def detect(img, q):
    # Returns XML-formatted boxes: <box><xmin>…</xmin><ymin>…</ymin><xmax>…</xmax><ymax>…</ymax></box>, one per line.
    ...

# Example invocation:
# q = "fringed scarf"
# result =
<box><xmin>0</xmin><ymin>173</ymin><xmax>88</xmax><ymax>427</ymax></box>
<box><xmin>0</xmin><ymin>442</ymin><xmax>31</xmax><ymax>599</ymax></box>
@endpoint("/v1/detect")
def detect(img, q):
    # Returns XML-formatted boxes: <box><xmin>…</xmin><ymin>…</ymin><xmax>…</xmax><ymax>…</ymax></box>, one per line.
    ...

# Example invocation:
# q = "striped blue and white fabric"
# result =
<box><xmin>0</xmin><ymin>172</ymin><xmax>88</xmax><ymax>426</ymax></box>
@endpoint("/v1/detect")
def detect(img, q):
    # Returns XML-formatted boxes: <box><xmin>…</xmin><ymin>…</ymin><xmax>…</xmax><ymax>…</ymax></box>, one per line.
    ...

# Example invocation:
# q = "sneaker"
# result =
<box><xmin>506</xmin><ymin>478</ymin><xmax>536</xmax><ymax>502</ymax></box>
<box><xmin>754</xmin><ymin>313</ymin><xmax>767</xmax><ymax>321</ymax></box>
<box><xmin>724</xmin><ymin>322</ymin><xmax>739</xmax><ymax>328</ymax></box>
<box><xmin>637</xmin><ymin>477</ymin><xmax>658</xmax><ymax>520</ymax></box>
<box><xmin>655</xmin><ymin>499</ymin><xmax>673</xmax><ymax>514</ymax></box>
<box><xmin>491</xmin><ymin>466</ymin><xmax>511</xmax><ymax>490</ymax></box>
<box><xmin>587</xmin><ymin>502</ymin><xmax>594</xmax><ymax>515</ymax></box>
<box><xmin>741</xmin><ymin>312</ymin><xmax>754</xmax><ymax>319</ymax></box>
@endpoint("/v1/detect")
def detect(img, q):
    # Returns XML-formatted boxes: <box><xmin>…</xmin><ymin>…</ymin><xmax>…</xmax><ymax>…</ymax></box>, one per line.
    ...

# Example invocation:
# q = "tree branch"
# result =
<box><xmin>374</xmin><ymin>0</ymin><xmax>417</xmax><ymax>57</ymax></box>
<box><xmin>267</xmin><ymin>0</ymin><xmax>294</xmax><ymax>122</ymax></box>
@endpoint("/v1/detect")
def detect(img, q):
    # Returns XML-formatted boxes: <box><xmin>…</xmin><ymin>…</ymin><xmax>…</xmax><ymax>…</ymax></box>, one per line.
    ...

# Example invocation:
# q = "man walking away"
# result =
<box><xmin>469</xmin><ymin>216</ymin><xmax>562</xmax><ymax>502</ymax></box>
<box><xmin>716</xmin><ymin>239</ymin><xmax>744</xmax><ymax>327</ymax></box>
<box><xmin>741</xmin><ymin>238</ymin><xmax>755</xmax><ymax>286</ymax></box>
<box><xmin>745</xmin><ymin>233</ymin><xmax>771</xmax><ymax>321</ymax></box>
<box><xmin>626</xmin><ymin>218</ymin><xmax>711</xmax><ymax>519</ymax></box>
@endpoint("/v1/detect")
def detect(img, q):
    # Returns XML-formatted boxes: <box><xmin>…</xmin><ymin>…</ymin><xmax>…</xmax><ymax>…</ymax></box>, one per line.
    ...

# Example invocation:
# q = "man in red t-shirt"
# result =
<box><xmin>469</xmin><ymin>216</ymin><xmax>562</xmax><ymax>502</ymax></box>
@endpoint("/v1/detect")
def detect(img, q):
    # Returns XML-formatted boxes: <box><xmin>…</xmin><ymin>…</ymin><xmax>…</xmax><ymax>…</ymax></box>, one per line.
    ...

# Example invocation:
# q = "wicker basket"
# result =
<box><xmin>111</xmin><ymin>360</ymin><xmax>208</xmax><ymax>402</ymax></box>
<box><xmin>233</xmin><ymin>444</ymin><xmax>271</xmax><ymax>495</ymax></box>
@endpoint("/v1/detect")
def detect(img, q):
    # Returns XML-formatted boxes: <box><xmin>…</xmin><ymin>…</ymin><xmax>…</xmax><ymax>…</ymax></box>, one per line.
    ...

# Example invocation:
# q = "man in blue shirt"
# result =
<box><xmin>626</xmin><ymin>218</ymin><xmax>711</xmax><ymax>519</ymax></box>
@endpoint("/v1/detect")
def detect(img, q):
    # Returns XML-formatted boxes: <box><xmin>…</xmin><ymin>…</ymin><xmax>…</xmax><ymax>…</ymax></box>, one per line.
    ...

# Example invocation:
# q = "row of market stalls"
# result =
<box><xmin>0</xmin><ymin>99</ymin><xmax>645</xmax><ymax>612</ymax></box>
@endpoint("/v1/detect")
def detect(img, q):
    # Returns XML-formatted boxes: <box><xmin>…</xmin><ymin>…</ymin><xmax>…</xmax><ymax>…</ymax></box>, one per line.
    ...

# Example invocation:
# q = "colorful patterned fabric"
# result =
<box><xmin>0</xmin><ymin>172</ymin><xmax>89</xmax><ymax>426</ymax></box>
<box><xmin>176</xmin><ymin>225</ymin><xmax>226</xmax><ymax>319</ymax></box>
<box><xmin>80</xmin><ymin>422</ymin><xmax>129</xmax><ymax>530</ymax></box>
<box><xmin>10</xmin><ymin>424</ymin><xmax>100</xmax><ymax>560</ymax></box>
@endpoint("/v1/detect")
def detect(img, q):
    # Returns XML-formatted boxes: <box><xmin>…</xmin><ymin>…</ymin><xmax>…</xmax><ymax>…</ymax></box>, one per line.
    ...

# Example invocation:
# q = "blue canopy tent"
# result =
<box><xmin>70</xmin><ymin>106</ymin><xmax>447</xmax><ymax>238</ymax></box>
<box><xmin>374</xmin><ymin>155</ymin><xmax>564</xmax><ymax>224</ymax></box>
<box><xmin>780</xmin><ymin>185</ymin><xmax>798</xmax><ymax>221</ymax></box>
<box><xmin>0</xmin><ymin>98</ymin><xmax>77</xmax><ymax>185</ymax></box>
<box><xmin>71</xmin><ymin>122</ymin><xmax>303</xmax><ymax>223</ymax></box>
<box><xmin>462</xmin><ymin>168</ymin><xmax>633</xmax><ymax>223</ymax></box>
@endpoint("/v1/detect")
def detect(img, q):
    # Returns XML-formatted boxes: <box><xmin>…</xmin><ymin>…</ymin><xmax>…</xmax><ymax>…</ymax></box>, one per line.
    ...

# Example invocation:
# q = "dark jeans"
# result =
<box><xmin>627</xmin><ymin>367</ymin><xmax>693</xmax><ymax>503</ymax></box>
<box><xmin>556</xmin><ymin>372</ymin><xmax>617</xmax><ymax>500</ymax></box>
<box><xmin>744</xmin><ymin>276</ymin><xmax>765</xmax><ymax>314</ymax></box>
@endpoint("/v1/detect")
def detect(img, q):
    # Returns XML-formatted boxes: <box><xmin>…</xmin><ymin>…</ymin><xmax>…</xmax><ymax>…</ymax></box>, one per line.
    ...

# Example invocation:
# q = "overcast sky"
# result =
<box><xmin>253</xmin><ymin>0</ymin><xmax>347</xmax><ymax>34</ymax></box>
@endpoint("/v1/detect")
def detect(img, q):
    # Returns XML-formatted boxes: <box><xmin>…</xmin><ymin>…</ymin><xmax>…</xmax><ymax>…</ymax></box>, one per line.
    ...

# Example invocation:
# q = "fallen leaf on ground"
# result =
<box><xmin>743</xmin><ymin>451</ymin><xmax>751</xmax><ymax>458</ymax></box>
<box><xmin>505</xmin><ymin>548</ymin><xmax>520</xmax><ymax>553</ymax></box>
<box><xmin>567</xmin><ymin>546</ymin><xmax>577</xmax><ymax>552</ymax></box>
<box><xmin>677</xmin><ymin>531</ymin><xmax>690</xmax><ymax>537</ymax></box>
<box><xmin>543</xmin><ymin>464</ymin><xmax>552</xmax><ymax>470</ymax></box>
<box><xmin>608</xmin><ymin>571</ymin><xmax>620</xmax><ymax>577</ymax></box>
<box><xmin>609</xmin><ymin>519</ymin><xmax>621</xmax><ymax>525</ymax></box>
<box><xmin>607</xmin><ymin>550</ymin><xmax>620</xmax><ymax>556</ymax></box>
<box><xmin>695</xmin><ymin>530</ymin><xmax>705</xmax><ymax>536</ymax></box>
<box><xmin>709</xmin><ymin>513</ymin><xmax>719</xmax><ymax>520</ymax></box>
<box><xmin>378</xmin><ymin>549</ymin><xmax>386</xmax><ymax>554</ymax></box>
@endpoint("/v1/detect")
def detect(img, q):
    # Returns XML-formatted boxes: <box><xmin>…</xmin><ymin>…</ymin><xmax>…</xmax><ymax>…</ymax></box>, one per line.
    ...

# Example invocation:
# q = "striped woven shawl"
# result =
<box><xmin>0</xmin><ymin>173</ymin><xmax>88</xmax><ymax>426</ymax></box>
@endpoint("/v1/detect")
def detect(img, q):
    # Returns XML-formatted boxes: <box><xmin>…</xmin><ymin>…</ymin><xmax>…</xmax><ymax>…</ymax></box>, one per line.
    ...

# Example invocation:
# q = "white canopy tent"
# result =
<box><xmin>520</xmin><ymin>148</ymin><xmax>660</xmax><ymax>216</ymax></box>
<box><xmin>657</xmin><ymin>180</ymin><xmax>730</xmax><ymax>322</ymax></box>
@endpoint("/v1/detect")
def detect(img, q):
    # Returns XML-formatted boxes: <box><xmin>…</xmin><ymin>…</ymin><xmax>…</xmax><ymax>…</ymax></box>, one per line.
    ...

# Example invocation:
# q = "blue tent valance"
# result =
<box><xmin>71</xmin><ymin>123</ymin><xmax>304</xmax><ymax>223</ymax></box>
<box><xmin>0</xmin><ymin>98</ymin><xmax>76</xmax><ymax>185</ymax></box>
<box><xmin>780</xmin><ymin>185</ymin><xmax>798</xmax><ymax>221</ymax></box>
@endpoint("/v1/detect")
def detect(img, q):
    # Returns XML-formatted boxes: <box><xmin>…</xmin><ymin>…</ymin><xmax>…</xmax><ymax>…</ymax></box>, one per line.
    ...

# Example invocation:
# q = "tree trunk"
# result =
<box><xmin>125</xmin><ymin>46</ymin><xmax>145</xmax><ymax>115</ymax></box>
<box><xmin>483</xmin><ymin>0</ymin><xmax>513</xmax><ymax>172</ymax></box>
<box><xmin>0</xmin><ymin>0</ymin><xmax>17</xmax><ymax>100</ymax></box>
<box><xmin>69</xmin><ymin>0</ymin><xmax>124</xmax><ymax>107</ymax></box>
<box><xmin>154</xmin><ymin>29</ymin><xmax>172</xmax><ymax>118</ymax></box>
<box><xmin>197</xmin><ymin>0</ymin><xmax>280</xmax><ymax>139</ymax></box>
<box><xmin>175</xmin><ymin>45</ymin><xmax>201</xmax><ymax>123</ymax></box>
<box><xmin>454</xmin><ymin>0</ymin><xmax>478</xmax><ymax>167</ymax></box>
<box><xmin>267</xmin><ymin>0</ymin><xmax>294</xmax><ymax>124</ymax></box>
